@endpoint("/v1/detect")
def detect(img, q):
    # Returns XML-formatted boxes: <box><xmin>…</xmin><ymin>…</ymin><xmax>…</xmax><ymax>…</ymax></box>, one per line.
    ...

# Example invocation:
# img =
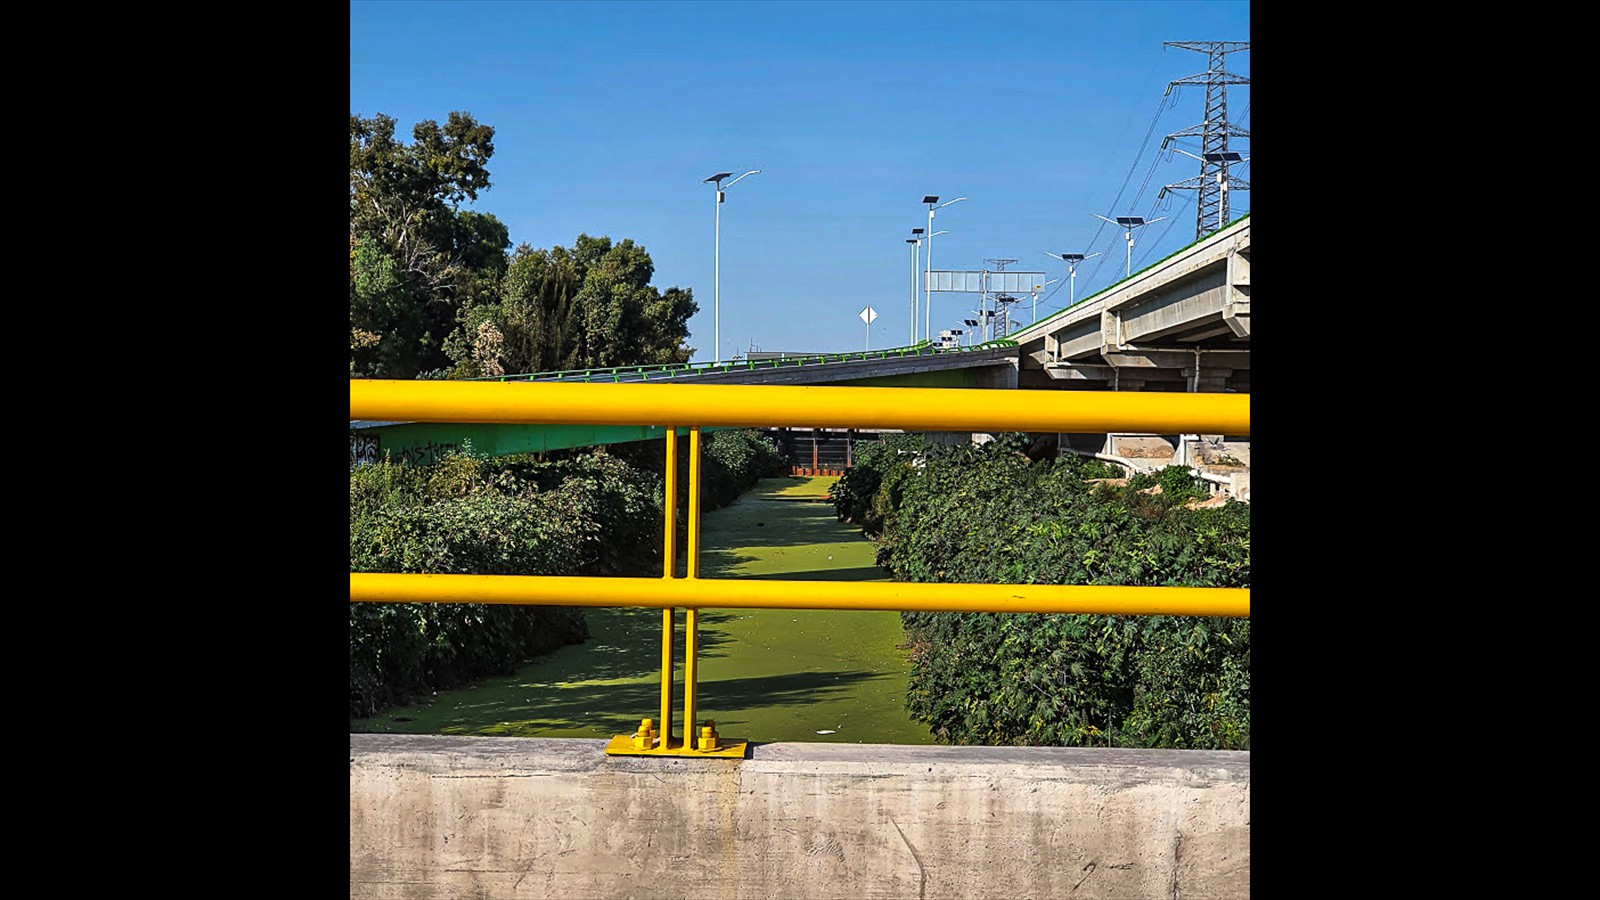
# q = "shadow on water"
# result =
<box><xmin>538</xmin><ymin>607</ymin><xmax>741</xmax><ymax>677</ymax></box>
<box><xmin>700</xmin><ymin>506</ymin><xmax>863</xmax><ymax>550</ymax></box>
<box><xmin>380</xmin><ymin>668</ymin><xmax>887</xmax><ymax>739</ymax></box>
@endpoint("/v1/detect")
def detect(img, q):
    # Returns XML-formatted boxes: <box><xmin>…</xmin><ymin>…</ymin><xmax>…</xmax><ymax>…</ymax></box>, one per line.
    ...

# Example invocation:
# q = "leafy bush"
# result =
<box><xmin>830</xmin><ymin>432</ymin><xmax>924</xmax><ymax>535</ymax></box>
<box><xmin>839</xmin><ymin>434</ymin><xmax>1250</xmax><ymax>749</ymax></box>
<box><xmin>701</xmin><ymin>429</ymin><xmax>789</xmax><ymax>508</ymax></box>
<box><xmin>351</xmin><ymin>433</ymin><xmax>790</xmax><ymax>718</ymax></box>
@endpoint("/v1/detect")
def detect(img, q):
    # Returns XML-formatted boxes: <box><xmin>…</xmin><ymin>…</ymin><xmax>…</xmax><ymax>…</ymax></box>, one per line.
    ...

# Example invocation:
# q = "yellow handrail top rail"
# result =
<box><xmin>350</xmin><ymin>379</ymin><xmax>1249</xmax><ymax>436</ymax></box>
<box><xmin>351</xmin><ymin>573</ymin><xmax>1249</xmax><ymax>618</ymax></box>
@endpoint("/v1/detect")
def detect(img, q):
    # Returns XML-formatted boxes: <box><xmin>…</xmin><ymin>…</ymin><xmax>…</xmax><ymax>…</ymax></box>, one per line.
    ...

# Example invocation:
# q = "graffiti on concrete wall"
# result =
<box><xmin>350</xmin><ymin>433</ymin><xmax>379</xmax><ymax>467</ymax></box>
<box><xmin>350</xmin><ymin>432</ymin><xmax>463</xmax><ymax>468</ymax></box>
<box><xmin>397</xmin><ymin>441</ymin><xmax>462</xmax><ymax>466</ymax></box>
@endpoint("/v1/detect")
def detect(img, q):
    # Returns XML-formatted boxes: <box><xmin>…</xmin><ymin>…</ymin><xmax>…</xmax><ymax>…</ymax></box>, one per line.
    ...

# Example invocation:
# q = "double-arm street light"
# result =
<box><xmin>1043</xmin><ymin>251</ymin><xmax>1101</xmax><ymax>307</ymax></box>
<box><xmin>1092</xmin><ymin>214</ymin><xmax>1165</xmax><ymax>279</ymax></box>
<box><xmin>922</xmin><ymin>195</ymin><xmax>966</xmax><ymax>344</ymax></box>
<box><xmin>705</xmin><ymin>169</ymin><xmax>760</xmax><ymax>364</ymax></box>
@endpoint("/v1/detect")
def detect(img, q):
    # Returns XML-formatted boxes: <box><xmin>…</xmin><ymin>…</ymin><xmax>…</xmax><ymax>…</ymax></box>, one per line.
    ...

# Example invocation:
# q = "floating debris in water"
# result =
<box><xmin>816</xmin><ymin>729</ymin><xmax>837</xmax><ymax>735</ymax></box>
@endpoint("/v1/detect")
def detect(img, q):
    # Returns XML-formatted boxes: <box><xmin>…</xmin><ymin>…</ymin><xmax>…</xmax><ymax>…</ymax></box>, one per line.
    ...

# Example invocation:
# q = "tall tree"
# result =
<box><xmin>350</xmin><ymin>234</ymin><xmax>427</xmax><ymax>378</ymax></box>
<box><xmin>474</xmin><ymin>235</ymin><xmax>697</xmax><ymax>376</ymax></box>
<box><xmin>350</xmin><ymin>112</ymin><xmax>507</xmax><ymax>377</ymax></box>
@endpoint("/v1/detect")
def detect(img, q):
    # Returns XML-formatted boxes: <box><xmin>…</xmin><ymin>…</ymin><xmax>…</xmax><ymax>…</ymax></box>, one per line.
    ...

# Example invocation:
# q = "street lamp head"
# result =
<box><xmin>705</xmin><ymin>172</ymin><xmax>733</xmax><ymax>184</ymax></box>
<box><xmin>930</xmin><ymin>230</ymin><xmax>949</xmax><ymax>237</ymax></box>
<box><xmin>940</xmin><ymin>197</ymin><xmax>968</xmax><ymax>209</ymax></box>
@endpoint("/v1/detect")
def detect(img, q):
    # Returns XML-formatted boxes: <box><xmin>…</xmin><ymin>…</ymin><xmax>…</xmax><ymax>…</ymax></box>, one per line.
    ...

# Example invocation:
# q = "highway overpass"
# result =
<box><xmin>350</xmin><ymin>217</ymin><xmax>1250</xmax><ymax>486</ymax></box>
<box><xmin>1010</xmin><ymin>216</ymin><xmax>1249</xmax><ymax>395</ymax></box>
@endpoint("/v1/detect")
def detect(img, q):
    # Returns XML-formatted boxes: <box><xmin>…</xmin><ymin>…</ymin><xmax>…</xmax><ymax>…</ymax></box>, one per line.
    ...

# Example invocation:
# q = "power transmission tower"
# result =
<box><xmin>982</xmin><ymin>258</ymin><xmax>1016</xmax><ymax>342</ymax></box>
<box><xmin>1159</xmin><ymin>41</ymin><xmax>1250</xmax><ymax>240</ymax></box>
<box><xmin>993</xmin><ymin>293</ymin><xmax>1019</xmax><ymax>337</ymax></box>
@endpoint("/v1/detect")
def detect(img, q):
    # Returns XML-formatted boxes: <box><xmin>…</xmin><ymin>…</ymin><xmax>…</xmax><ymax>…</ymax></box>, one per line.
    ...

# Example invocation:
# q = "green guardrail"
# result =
<box><xmin>475</xmin><ymin>337</ymin><xmax>1024</xmax><ymax>385</ymax></box>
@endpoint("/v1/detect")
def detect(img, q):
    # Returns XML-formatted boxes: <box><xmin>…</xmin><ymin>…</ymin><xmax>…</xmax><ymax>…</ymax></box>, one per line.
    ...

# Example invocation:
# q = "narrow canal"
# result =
<box><xmin>351</xmin><ymin>475</ymin><xmax>935</xmax><ymax>745</ymax></box>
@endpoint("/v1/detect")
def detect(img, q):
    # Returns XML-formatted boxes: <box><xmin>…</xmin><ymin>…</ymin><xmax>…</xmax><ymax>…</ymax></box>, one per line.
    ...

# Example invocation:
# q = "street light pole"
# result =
<box><xmin>705</xmin><ymin>169</ymin><xmax>760</xmax><ymax>364</ymax></box>
<box><xmin>1092</xmin><ymin>214</ymin><xmax>1165</xmax><ymax>278</ymax></box>
<box><xmin>921</xmin><ymin>230</ymin><xmax>946</xmax><ymax>342</ymax></box>
<box><xmin>1044</xmin><ymin>251</ymin><xmax>1100</xmax><ymax>306</ymax></box>
<box><xmin>1160</xmin><ymin>147</ymin><xmax>1249</xmax><ymax>235</ymax></box>
<box><xmin>908</xmin><ymin>228</ymin><xmax>924</xmax><ymax>344</ymax></box>
<box><xmin>922</xmin><ymin>195</ymin><xmax>965</xmax><ymax>346</ymax></box>
<box><xmin>1029</xmin><ymin>278</ymin><xmax>1059</xmax><ymax>323</ymax></box>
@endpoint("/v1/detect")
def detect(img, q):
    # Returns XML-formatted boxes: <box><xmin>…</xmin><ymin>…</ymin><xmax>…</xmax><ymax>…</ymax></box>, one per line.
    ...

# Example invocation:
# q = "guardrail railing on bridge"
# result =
<box><xmin>349</xmin><ymin>379</ymin><xmax>1250</xmax><ymax>758</ymax></box>
<box><xmin>481</xmin><ymin>339</ymin><xmax>1018</xmax><ymax>384</ymax></box>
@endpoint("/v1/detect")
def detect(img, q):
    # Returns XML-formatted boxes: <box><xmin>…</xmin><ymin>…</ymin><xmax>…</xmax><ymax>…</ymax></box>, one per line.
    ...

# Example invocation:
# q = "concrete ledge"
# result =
<box><xmin>351</xmin><ymin>735</ymin><xmax>1250</xmax><ymax>899</ymax></box>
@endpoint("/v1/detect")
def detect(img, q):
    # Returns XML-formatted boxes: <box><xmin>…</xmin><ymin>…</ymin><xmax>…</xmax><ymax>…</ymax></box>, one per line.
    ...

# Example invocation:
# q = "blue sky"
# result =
<box><xmin>351</xmin><ymin>0</ymin><xmax>1250</xmax><ymax>364</ymax></box>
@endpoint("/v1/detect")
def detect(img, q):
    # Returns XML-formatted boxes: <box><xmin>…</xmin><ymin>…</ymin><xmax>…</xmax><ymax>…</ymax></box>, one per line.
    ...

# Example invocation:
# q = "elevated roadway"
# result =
<box><xmin>350</xmin><ymin>216</ymin><xmax>1250</xmax><ymax>472</ymax></box>
<box><xmin>1010</xmin><ymin>215</ymin><xmax>1249</xmax><ymax>395</ymax></box>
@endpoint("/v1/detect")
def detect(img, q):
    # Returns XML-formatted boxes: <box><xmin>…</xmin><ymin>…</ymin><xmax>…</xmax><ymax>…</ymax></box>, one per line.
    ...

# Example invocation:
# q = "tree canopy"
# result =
<box><xmin>350</xmin><ymin>111</ymin><xmax>696</xmax><ymax>379</ymax></box>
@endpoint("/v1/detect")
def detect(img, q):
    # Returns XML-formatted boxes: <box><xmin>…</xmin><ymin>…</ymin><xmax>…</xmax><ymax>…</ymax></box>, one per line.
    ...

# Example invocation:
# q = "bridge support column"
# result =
<box><xmin>1186</xmin><ymin>367</ymin><xmax>1233</xmax><ymax>394</ymax></box>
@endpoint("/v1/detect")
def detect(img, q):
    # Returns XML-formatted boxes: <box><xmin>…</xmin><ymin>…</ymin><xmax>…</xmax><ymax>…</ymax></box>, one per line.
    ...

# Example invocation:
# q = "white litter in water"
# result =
<box><xmin>815</xmin><ymin>729</ymin><xmax>837</xmax><ymax>735</ymax></box>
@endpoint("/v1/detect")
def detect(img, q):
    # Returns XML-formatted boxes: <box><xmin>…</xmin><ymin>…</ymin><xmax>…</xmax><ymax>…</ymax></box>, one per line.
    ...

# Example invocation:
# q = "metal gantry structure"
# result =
<box><xmin>1159</xmin><ymin>41</ymin><xmax>1250</xmax><ymax>240</ymax></box>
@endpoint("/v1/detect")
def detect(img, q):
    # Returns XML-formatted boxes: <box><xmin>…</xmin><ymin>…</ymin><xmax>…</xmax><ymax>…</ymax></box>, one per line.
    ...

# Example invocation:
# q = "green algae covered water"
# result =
<box><xmin>351</xmin><ymin>475</ymin><xmax>936</xmax><ymax>745</ymax></box>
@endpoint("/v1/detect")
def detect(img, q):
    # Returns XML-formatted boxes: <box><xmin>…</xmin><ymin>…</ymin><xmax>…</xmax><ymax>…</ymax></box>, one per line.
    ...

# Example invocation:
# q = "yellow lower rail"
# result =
<box><xmin>349</xmin><ymin>380</ymin><xmax>1251</xmax><ymax>757</ymax></box>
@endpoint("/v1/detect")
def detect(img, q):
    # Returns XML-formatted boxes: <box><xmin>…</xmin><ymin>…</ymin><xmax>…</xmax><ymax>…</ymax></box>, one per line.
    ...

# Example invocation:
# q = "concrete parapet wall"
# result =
<box><xmin>351</xmin><ymin>736</ymin><xmax>1250</xmax><ymax>899</ymax></box>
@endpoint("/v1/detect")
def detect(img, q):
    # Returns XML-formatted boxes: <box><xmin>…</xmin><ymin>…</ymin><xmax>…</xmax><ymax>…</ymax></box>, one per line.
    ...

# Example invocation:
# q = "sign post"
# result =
<box><xmin>859</xmin><ymin>306</ymin><xmax>877</xmax><ymax>351</ymax></box>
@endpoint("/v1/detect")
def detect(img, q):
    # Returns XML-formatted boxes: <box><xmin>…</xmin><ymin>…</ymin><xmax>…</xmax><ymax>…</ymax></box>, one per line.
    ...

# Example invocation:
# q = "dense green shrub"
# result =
<box><xmin>701</xmin><ymin>429</ymin><xmax>789</xmax><ymax>508</ymax></box>
<box><xmin>829</xmin><ymin>432</ymin><xmax>923</xmax><ymax>535</ymax></box>
<box><xmin>351</xmin><ymin>433</ymin><xmax>788</xmax><ymax>718</ymax></box>
<box><xmin>842</xmin><ymin>434</ymin><xmax>1250</xmax><ymax>749</ymax></box>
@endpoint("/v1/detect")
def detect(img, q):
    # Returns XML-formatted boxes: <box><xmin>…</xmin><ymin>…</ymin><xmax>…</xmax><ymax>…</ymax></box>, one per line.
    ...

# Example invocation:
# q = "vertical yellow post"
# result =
<box><xmin>687</xmin><ymin>427</ymin><xmax>701</xmax><ymax>579</ymax></box>
<box><xmin>684</xmin><ymin>607</ymin><xmax>698</xmax><ymax>750</ymax></box>
<box><xmin>660</xmin><ymin>607</ymin><xmax>674</xmax><ymax>749</ymax></box>
<box><xmin>663</xmin><ymin>424</ymin><xmax>677</xmax><ymax>578</ymax></box>
<box><xmin>683</xmin><ymin>427</ymin><xmax>703</xmax><ymax>748</ymax></box>
<box><xmin>660</xmin><ymin>425</ymin><xmax>677</xmax><ymax>749</ymax></box>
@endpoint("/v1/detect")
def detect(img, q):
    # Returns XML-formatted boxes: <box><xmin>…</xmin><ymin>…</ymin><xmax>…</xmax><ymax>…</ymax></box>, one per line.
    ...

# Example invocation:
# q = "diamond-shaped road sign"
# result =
<box><xmin>859</xmin><ymin>306</ymin><xmax>877</xmax><ymax>325</ymax></box>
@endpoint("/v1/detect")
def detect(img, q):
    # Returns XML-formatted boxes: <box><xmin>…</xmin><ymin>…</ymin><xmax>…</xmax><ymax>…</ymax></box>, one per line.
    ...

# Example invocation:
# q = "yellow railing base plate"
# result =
<box><xmin>604</xmin><ymin>735</ymin><xmax>749</xmax><ymax>758</ymax></box>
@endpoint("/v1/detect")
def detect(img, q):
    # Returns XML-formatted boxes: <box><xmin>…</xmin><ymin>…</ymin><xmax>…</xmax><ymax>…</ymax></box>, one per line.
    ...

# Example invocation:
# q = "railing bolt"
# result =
<box><xmin>699</xmin><ymin>720</ymin><xmax>719</xmax><ymax>751</ymax></box>
<box><xmin>632</xmin><ymin>717</ymin><xmax>656</xmax><ymax>751</ymax></box>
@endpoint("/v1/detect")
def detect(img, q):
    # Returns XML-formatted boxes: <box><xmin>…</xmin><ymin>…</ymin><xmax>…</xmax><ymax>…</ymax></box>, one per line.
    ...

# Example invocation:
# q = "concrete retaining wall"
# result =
<box><xmin>351</xmin><ymin>735</ymin><xmax>1250</xmax><ymax>899</ymax></box>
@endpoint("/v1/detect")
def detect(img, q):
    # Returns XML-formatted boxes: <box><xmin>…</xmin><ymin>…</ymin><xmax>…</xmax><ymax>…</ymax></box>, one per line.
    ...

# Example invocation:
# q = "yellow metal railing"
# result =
<box><xmin>349</xmin><ymin>379</ymin><xmax>1250</xmax><ymax>757</ymax></box>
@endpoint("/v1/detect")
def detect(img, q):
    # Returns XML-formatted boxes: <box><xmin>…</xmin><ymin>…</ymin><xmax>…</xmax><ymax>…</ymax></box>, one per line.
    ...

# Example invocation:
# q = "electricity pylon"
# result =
<box><xmin>1160</xmin><ymin>41</ymin><xmax>1250</xmax><ymax>240</ymax></box>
